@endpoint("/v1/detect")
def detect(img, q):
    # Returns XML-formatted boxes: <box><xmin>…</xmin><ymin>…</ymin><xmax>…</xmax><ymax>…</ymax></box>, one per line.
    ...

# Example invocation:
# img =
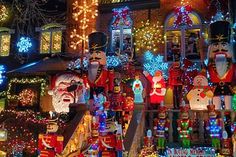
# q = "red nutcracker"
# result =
<box><xmin>112</xmin><ymin>78</ymin><xmax>122</xmax><ymax>111</ymax></box>
<box><xmin>154</xmin><ymin>103</ymin><xmax>169</xmax><ymax>155</ymax></box>
<box><xmin>144</xmin><ymin>130</ymin><xmax>154</xmax><ymax>148</ymax></box>
<box><xmin>38</xmin><ymin>119</ymin><xmax>64</xmax><ymax>157</ymax></box>
<box><xmin>88</xmin><ymin>32</ymin><xmax>114</xmax><ymax>99</ymax></box>
<box><xmin>221</xmin><ymin>131</ymin><xmax>232</xmax><ymax>156</ymax></box>
<box><xmin>168</xmin><ymin>62</ymin><xmax>183</xmax><ymax>109</ymax></box>
<box><xmin>177</xmin><ymin>103</ymin><xmax>192</xmax><ymax>148</ymax></box>
<box><xmin>143</xmin><ymin>70</ymin><xmax>166</xmax><ymax>106</ymax></box>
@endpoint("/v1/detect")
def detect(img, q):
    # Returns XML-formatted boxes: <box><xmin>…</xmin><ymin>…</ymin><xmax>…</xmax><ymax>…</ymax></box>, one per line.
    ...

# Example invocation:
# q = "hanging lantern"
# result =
<box><xmin>0</xmin><ymin>128</ymin><xmax>7</xmax><ymax>141</ymax></box>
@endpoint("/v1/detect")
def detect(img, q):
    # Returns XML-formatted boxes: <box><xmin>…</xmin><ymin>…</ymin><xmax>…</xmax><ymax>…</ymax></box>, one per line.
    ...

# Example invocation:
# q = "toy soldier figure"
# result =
<box><xmin>154</xmin><ymin>102</ymin><xmax>169</xmax><ymax>155</ymax></box>
<box><xmin>205</xmin><ymin>102</ymin><xmax>223</xmax><ymax>153</ymax></box>
<box><xmin>207</xmin><ymin>20</ymin><xmax>234</xmax><ymax>110</ymax></box>
<box><xmin>177</xmin><ymin>102</ymin><xmax>192</xmax><ymax>148</ymax></box>
<box><xmin>88</xmin><ymin>32</ymin><xmax>114</xmax><ymax>99</ymax></box>
<box><xmin>38</xmin><ymin>118</ymin><xmax>64</xmax><ymax>157</ymax></box>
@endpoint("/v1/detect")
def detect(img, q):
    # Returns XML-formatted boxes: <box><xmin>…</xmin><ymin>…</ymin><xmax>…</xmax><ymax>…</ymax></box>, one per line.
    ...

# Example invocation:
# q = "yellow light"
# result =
<box><xmin>0</xmin><ymin>5</ymin><xmax>8</xmax><ymax>22</ymax></box>
<box><xmin>0</xmin><ymin>34</ymin><xmax>10</xmax><ymax>56</ymax></box>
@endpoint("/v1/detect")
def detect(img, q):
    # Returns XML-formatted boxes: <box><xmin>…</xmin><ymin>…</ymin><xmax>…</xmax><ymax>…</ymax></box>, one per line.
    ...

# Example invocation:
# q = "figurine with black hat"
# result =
<box><xmin>207</xmin><ymin>20</ymin><xmax>234</xmax><ymax>110</ymax></box>
<box><xmin>87</xmin><ymin>32</ymin><xmax>114</xmax><ymax>101</ymax></box>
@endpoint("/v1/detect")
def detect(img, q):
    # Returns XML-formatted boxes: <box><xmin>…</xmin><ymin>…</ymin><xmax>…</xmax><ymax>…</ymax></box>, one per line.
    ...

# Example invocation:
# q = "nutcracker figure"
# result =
<box><xmin>132</xmin><ymin>74</ymin><xmax>144</xmax><ymax>103</ymax></box>
<box><xmin>38</xmin><ymin>119</ymin><xmax>64</xmax><ymax>157</ymax></box>
<box><xmin>88</xmin><ymin>32</ymin><xmax>114</xmax><ymax>99</ymax></box>
<box><xmin>168</xmin><ymin>62</ymin><xmax>183</xmax><ymax>109</ymax></box>
<box><xmin>207</xmin><ymin>20</ymin><xmax>234</xmax><ymax>110</ymax></box>
<box><xmin>143</xmin><ymin>70</ymin><xmax>166</xmax><ymax>107</ymax></box>
<box><xmin>154</xmin><ymin>103</ymin><xmax>169</xmax><ymax>155</ymax></box>
<box><xmin>187</xmin><ymin>70</ymin><xmax>214</xmax><ymax>110</ymax></box>
<box><xmin>112</xmin><ymin>78</ymin><xmax>122</xmax><ymax>111</ymax></box>
<box><xmin>221</xmin><ymin>131</ymin><xmax>232</xmax><ymax>156</ymax></box>
<box><xmin>144</xmin><ymin>130</ymin><xmax>154</xmax><ymax>147</ymax></box>
<box><xmin>177</xmin><ymin>103</ymin><xmax>192</xmax><ymax>148</ymax></box>
<box><xmin>205</xmin><ymin>103</ymin><xmax>223</xmax><ymax>152</ymax></box>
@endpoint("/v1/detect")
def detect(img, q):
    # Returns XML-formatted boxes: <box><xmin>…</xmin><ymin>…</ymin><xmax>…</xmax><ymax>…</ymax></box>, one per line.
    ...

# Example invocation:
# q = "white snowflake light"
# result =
<box><xmin>17</xmin><ymin>37</ymin><xmax>32</xmax><ymax>53</ymax></box>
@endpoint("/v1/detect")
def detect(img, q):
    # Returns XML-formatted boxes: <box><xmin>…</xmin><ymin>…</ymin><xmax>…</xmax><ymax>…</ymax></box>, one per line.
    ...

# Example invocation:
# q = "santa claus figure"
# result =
<box><xmin>154</xmin><ymin>102</ymin><xmax>169</xmax><ymax>155</ymax></box>
<box><xmin>38</xmin><ymin>118</ymin><xmax>64</xmax><ymax>157</ymax></box>
<box><xmin>143</xmin><ymin>70</ymin><xmax>166</xmax><ymax>106</ymax></box>
<box><xmin>177</xmin><ymin>102</ymin><xmax>192</xmax><ymax>148</ymax></box>
<box><xmin>49</xmin><ymin>72</ymin><xmax>87</xmax><ymax>113</ymax></box>
<box><xmin>207</xmin><ymin>20</ymin><xmax>234</xmax><ymax>110</ymax></box>
<box><xmin>187</xmin><ymin>70</ymin><xmax>214</xmax><ymax>110</ymax></box>
<box><xmin>205</xmin><ymin>103</ymin><xmax>223</xmax><ymax>152</ymax></box>
<box><xmin>88</xmin><ymin>32</ymin><xmax>114</xmax><ymax>99</ymax></box>
<box><xmin>132</xmin><ymin>74</ymin><xmax>144</xmax><ymax>104</ymax></box>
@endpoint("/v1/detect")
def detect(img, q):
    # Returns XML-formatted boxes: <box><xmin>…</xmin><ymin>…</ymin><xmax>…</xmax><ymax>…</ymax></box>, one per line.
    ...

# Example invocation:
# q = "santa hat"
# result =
<box><xmin>154</xmin><ymin>70</ymin><xmax>162</xmax><ymax>77</ymax></box>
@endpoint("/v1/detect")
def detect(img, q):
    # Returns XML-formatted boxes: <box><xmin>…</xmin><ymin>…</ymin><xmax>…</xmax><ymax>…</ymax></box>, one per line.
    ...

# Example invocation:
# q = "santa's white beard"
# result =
<box><xmin>88</xmin><ymin>64</ymin><xmax>99</xmax><ymax>82</ymax></box>
<box><xmin>52</xmin><ymin>95</ymin><xmax>73</xmax><ymax>113</ymax></box>
<box><xmin>215</xmin><ymin>55</ymin><xmax>228</xmax><ymax>78</ymax></box>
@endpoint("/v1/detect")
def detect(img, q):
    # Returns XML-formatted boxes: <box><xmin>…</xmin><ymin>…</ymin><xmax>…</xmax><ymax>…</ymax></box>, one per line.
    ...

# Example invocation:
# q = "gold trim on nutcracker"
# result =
<box><xmin>94</xmin><ymin>66</ymin><xmax>103</xmax><ymax>84</ymax></box>
<box><xmin>209</xmin><ymin>34</ymin><xmax>228</xmax><ymax>41</ymax></box>
<box><xmin>57</xmin><ymin>136</ymin><xmax>64</xmax><ymax>141</ymax></box>
<box><xmin>90</xmin><ymin>39</ymin><xmax>108</xmax><ymax>50</ymax></box>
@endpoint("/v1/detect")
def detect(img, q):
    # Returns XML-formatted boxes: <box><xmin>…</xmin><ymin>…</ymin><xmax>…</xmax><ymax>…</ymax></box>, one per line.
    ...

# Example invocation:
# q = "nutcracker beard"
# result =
<box><xmin>88</xmin><ymin>63</ymin><xmax>99</xmax><ymax>82</ymax></box>
<box><xmin>215</xmin><ymin>53</ymin><xmax>228</xmax><ymax>78</ymax></box>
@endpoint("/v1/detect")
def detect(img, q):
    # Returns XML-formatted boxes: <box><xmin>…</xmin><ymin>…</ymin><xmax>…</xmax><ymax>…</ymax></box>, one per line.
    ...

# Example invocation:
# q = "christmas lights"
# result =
<box><xmin>7</xmin><ymin>77</ymin><xmax>47</xmax><ymax>100</ymax></box>
<box><xmin>0</xmin><ymin>34</ymin><xmax>11</xmax><ymax>56</ymax></box>
<box><xmin>16</xmin><ymin>37</ymin><xmax>32</xmax><ymax>53</ymax></box>
<box><xmin>70</xmin><ymin>0</ymin><xmax>98</xmax><ymax>51</ymax></box>
<box><xmin>0</xmin><ymin>5</ymin><xmax>8</xmax><ymax>22</ymax></box>
<box><xmin>0</xmin><ymin>65</ymin><xmax>6</xmax><ymax>85</ymax></box>
<box><xmin>18</xmin><ymin>89</ymin><xmax>36</xmax><ymax>106</ymax></box>
<box><xmin>133</xmin><ymin>20</ymin><xmax>164</xmax><ymax>53</ymax></box>
<box><xmin>143</xmin><ymin>51</ymin><xmax>168</xmax><ymax>79</ymax></box>
<box><xmin>111</xmin><ymin>6</ymin><xmax>132</xmax><ymax>29</ymax></box>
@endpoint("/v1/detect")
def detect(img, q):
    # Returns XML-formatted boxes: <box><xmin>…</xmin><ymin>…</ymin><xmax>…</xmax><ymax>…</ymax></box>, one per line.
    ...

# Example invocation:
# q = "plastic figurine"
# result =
<box><xmin>207</xmin><ymin>21</ymin><xmax>234</xmax><ymax>110</ymax></box>
<box><xmin>38</xmin><ymin>118</ymin><xmax>64</xmax><ymax>157</ymax></box>
<box><xmin>168</xmin><ymin>62</ymin><xmax>183</xmax><ymax>108</ymax></box>
<box><xmin>144</xmin><ymin>130</ymin><xmax>154</xmax><ymax>148</ymax></box>
<box><xmin>154</xmin><ymin>102</ymin><xmax>169</xmax><ymax>155</ymax></box>
<box><xmin>132</xmin><ymin>74</ymin><xmax>144</xmax><ymax>103</ymax></box>
<box><xmin>112</xmin><ymin>78</ymin><xmax>123</xmax><ymax>110</ymax></box>
<box><xmin>221</xmin><ymin>131</ymin><xmax>232</xmax><ymax>156</ymax></box>
<box><xmin>143</xmin><ymin>70</ymin><xmax>166</xmax><ymax>106</ymax></box>
<box><xmin>187</xmin><ymin>70</ymin><xmax>214</xmax><ymax>110</ymax></box>
<box><xmin>205</xmin><ymin>102</ymin><xmax>223</xmax><ymax>152</ymax></box>
<box><xmin>177</xmin><ymin>102</ymin><xmax>192</xmax><ymax>148</ymax></box>
<box><xmin>88</xmin><ymin>32</ymin><xmax>114</xmax><ymax>99</ymax></box>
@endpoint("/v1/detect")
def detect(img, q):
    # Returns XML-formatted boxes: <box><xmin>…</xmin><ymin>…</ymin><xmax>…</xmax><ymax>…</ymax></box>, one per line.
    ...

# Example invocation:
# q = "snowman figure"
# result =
<box><xmin>187</xmin><ymin>70</ymin><xmax>214</xmax><ymax>110</ymax></box>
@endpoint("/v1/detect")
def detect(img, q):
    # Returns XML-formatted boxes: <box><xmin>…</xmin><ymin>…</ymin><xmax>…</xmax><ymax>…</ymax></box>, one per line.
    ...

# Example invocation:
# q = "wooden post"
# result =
<box><xmin>168</xmin><ymin>110</ymin><xmax>173</xmax><ymax>142</ymax></box>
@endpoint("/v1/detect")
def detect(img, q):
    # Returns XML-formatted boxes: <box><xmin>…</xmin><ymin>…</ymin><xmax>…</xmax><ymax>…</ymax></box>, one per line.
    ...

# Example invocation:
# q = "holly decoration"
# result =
<box><xmin>173</xmin><ymin>5</ymin><xmax>193</xmax><ymax>28</ymax></box>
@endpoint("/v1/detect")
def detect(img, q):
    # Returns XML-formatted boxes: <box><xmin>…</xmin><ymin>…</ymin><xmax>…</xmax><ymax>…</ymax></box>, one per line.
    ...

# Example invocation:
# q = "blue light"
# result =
<box><xmin>0</xmin><ymin>65</ymin><xmax>6</xmax><ymax>85</ymax></box>
<box><xmin>143</xmin><ymin>51</ymin><xmax>168</xmax><ymax>79</ymax></box>
<box><xmin>107</xmin><ymin>55</ymin><xmax>121</xmax><ymax>68</ymax></box>
<box><xmin>17</xmin><ymin>37</ymin><xmax>32</xmax><ymax>53</ymax></box>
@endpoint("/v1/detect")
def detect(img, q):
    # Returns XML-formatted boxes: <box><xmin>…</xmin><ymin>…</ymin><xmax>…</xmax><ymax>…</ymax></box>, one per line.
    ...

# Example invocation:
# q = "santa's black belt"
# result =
<box><xmin>213</xmin><ymin>82</ymin><xmax>231</xmax><ymax>86</ymax></box>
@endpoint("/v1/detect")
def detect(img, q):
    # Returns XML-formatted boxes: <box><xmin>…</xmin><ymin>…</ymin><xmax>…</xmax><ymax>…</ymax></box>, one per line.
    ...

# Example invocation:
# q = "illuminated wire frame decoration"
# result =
<box><xmin>19</xmin><ymin>89</ymin><xmax>37</xmax><ymax>106</ymax></box>
<box><xmin>143</xmin><ymin>51</ymin><xmax>168</xmax><ymax>79</ymax></box>
<box><xmin>16</xmin><ymin>37</ymin><xmax>32</xmax><ymax>53</ymax></box>
<box><xmin>7</xmin><ymin>77</ymin><xmax>46</xmax><ymax>100</ymax></box>
<box><xmin>40</xmin><ymin>24</ymin><xmax>63</xmax><ymax>54</ymax></box>
<box><xmin>0</xmin><ymin>5</ymin><xmax>8</xmax><ymax>22</ymax></box>
<box><xmin>173</xmin><ymin>0</ymin><xmax>193</xmax><ymax>28</ymax></box>
<box><xmin>70</xmin><ymin>0</ymin><xmax>98</xmax><ymax>50</ymax></box>
<box><xmin>133</xmin><ymin>20</ymin><xmax>164</xmax><ymax>53</ymax></box>
<box><xmin>111</xmin><ymin>6</ymin><xmax>132</xmax><ymax>29</ymax></box>
<box><xmin>68</xmin><ymin>57</ymin><xmax>89</xmax><ymax>70</ymax></box>
<box><xmin>0</xmin><ymin>28</ymin><xmax>11</xmax><ymax>56</ymax></box>
<box><xmin>0</xmin><ymin>65</ymin><xmax>6</xmax><ymax>85</ymax></box>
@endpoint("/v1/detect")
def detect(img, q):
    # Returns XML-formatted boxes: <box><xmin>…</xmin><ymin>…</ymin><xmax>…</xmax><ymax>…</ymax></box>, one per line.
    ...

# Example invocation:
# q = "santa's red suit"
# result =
<box><xmin>144</xmin><ymin>71</ymin><xmax>166</xmax><ymax>104</ymax></box>
<box><xmin>38</xmin><ymin>134</ymin><xmax>64</xmax><ymax>157</ymax></box>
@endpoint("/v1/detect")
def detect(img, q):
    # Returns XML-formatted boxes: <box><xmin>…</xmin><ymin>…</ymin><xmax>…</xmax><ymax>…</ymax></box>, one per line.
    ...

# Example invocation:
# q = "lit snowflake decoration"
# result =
<box><xmin>17</xmin><ymin>37</ymin><xmax>32</xmax><ymax>53</ymax></box>
<box><xmin>0</xmin><ymin>65</ymin><xmax>6</xmax><ymax>85</ymax></box>
<box><xmin>0</xmin><ymin>5</ymin><xmax>8</xmax><ymax>22</ymax></box>
<box><xmin>68</xmin><ymin>57</ymin><xmax>89</xmax><ymax>70</ymax></box>
<box><xmin>143</xmin><ymin>51</ymin><xmax>169</xmax><ymax>79</ymax></box>
<box><xmin>107</xmin><ymin>55</ymin><xmax>121</xmax><ymax>68</ymax></box>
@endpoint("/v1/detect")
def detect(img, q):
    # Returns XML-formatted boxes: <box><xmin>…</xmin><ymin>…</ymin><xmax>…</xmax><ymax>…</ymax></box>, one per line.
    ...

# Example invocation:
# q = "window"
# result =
<box><xmin>165</xmin><ymin>12</ymin><xmax>202</xmax><ymax>62</ymax></box>
<box><xmin>0</xmin><ymin>28</ymin><xmax>12</xmax><ymax>57</ymax></box>
<box><xmin>39</xmin><ymin>24</ymin><xmax>65</xmax><ymax>54</ymax></box>
<box><xmin>110</xmin><ymin>6</ymin><xmax>133</xmax><ymax>53</ymax></box>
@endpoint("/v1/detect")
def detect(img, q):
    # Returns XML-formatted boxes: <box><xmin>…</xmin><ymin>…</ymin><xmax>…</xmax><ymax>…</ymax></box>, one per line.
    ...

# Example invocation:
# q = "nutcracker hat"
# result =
<box><xmin>179</xmin><ymin>101</ymin><xmax>190</xmax><ymax>113</ymax></box>
<box><xmin>207</xmin><ymin>104</ymin><xmax>216</xmax><ymax>112</ymax></box>
<box><xmin>158</xmin><ymin>102</ymin><xmax>167</xmax><ymax>113</ymax></box>
<box><xmin>88</xmin><ymin>32</ymin><xmax>108</xmax><ymax>53</ymax></box>
<box><xmin>209</xmin><ymin>21</ymin><xmax>231</xmax><ymax>44</ymax></box>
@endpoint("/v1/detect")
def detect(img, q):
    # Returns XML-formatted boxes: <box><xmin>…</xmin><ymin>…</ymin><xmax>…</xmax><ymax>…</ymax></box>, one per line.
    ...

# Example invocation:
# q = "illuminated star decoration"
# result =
<box><xmin>133</xmin><ymin>20</ymin><xmax>164</xmax><ymax>54</ymax></box>
<box><xmin>173</xmin><ymin>0</ymin><xmax>192</xmax><ymax>28</ymax></box>
<box><xmin>0</xmin><ymin>65</ymin><xmax>6</xmax><ymax>85</ymax></box>
<box><xmin>143</xmin><ymin>51</ymin><xmax>168</xmax><ymax>79</ymax></box>
<box><xmin>70</xmin><ymin>0</ymin><xmax>98</xmax><ymax>50</ymax></box>
<box><xmin>0</xmin><ymin>5</ymin><xmax>8</xmax><ymax>22</ymax></box>
<box><xmin>19</xmin><ymin>89</ymin><xmax>36</xmax><ymax>106</ymax></box>
<box><xmin>17</xmin><ymin>37</ymin><xmax>32</xmax><ymax>53</ymax></box>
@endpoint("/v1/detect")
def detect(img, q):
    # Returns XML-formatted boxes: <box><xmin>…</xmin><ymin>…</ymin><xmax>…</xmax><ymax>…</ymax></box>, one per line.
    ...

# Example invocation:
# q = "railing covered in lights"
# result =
<box><xmin>99</xmin><ymin>0</ymin><xmax>136</xmax><ymax>4</ymax></box>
